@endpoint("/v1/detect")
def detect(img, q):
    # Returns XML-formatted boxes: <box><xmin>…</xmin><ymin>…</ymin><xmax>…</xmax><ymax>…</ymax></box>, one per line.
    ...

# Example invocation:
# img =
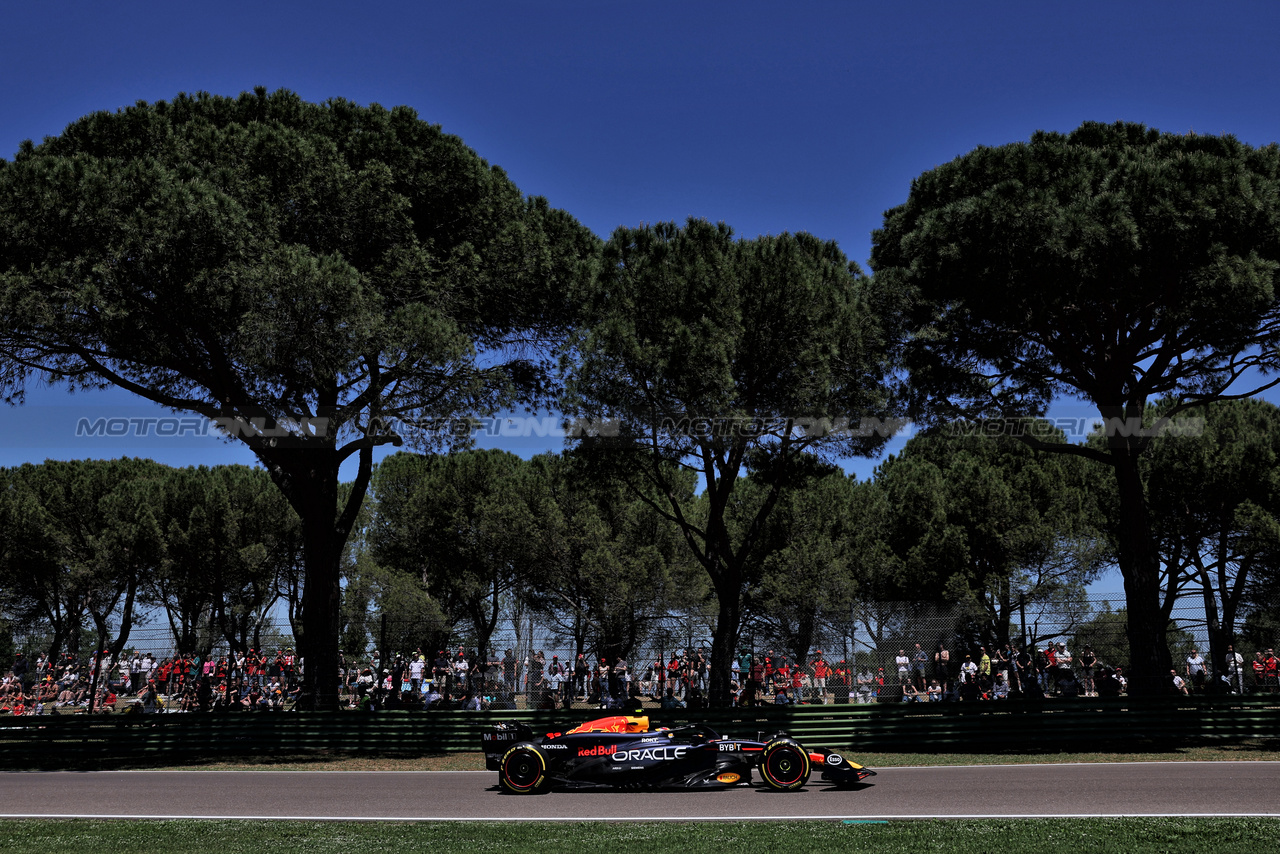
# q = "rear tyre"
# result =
<box><xmin>759</xmin><ymin>737</ymin><xmax>810</xmax><ymax>791</ymax></box>
<box><xmin>499</xmin><ymin>744</ymin><xmax>549</xmax><ymax>794</ymax></box>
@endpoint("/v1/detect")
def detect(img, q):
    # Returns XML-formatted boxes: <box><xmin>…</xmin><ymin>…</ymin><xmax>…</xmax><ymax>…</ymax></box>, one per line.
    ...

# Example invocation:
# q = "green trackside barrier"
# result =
<box><xmin>0</xmin><ymin>696</ymin><xmax>1276</xmax><ymax>766</ymax></box>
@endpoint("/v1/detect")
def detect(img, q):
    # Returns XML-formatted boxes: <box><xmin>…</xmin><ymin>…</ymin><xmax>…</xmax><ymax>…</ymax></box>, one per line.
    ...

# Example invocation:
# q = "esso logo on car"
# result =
<box><xmin>826</xmin><ymin>753</ymin><xmax>844</xmax><ymax>766</ymax></box>
<box><xmin>612</xmin><ymin>746</ymin><xmax>688</xmax><ymax>762</ymax></box>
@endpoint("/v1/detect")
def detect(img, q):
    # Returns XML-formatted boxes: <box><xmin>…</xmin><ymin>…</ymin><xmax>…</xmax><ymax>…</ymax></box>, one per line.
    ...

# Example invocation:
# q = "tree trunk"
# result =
<box><xmin>264</xmin><ymin>448</ymin><xmax>345</xmax><ymax>711</ymax></box>
<box><xmin>1111</xmin><ymin>450</ymin><xmax>1173</xmax><ymax>695</ymax></box>
<box><xmin>708</xmin><ymin>573</ymin><xmax>742</xmax><ymax>708</ymax></box>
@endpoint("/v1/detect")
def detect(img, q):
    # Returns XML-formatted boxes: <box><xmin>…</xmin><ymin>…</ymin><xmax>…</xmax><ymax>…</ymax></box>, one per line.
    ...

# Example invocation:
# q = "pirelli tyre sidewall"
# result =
<box><xmin>759</xmin><ymin>737</ymin><xmax>811</xmax><ymax>791</ymax></box>
<box><xmin>500</xmin><ymin>743</ymin><xmax>549</xmax><ymax>794</ymax></box>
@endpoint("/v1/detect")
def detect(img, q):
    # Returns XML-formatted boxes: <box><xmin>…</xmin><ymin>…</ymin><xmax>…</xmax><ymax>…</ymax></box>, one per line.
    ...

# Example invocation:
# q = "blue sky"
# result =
<box><xmin>3</xmin><ymin>1</ymin><xmax>1280</xmax><ymax>596</ymax></box>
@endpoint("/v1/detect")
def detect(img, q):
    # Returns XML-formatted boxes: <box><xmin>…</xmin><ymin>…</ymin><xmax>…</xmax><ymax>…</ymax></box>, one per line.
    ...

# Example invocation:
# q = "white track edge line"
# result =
<box><xmin>1</xmin><ymin>813</ymin><xmax>1278</xmax><ymax>821</ymax></box>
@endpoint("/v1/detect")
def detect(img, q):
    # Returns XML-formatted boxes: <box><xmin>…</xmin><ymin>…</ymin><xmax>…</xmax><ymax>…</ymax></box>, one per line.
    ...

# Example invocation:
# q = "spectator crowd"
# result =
<box><xmin>0</xmin><ymin>647</ymin><xmax>304</xmax><ymax>715</ymax></box>
<box><xmin>4</xmin><ymin>641</ymin><xmax>1278</xmax><ymax>715</ymax></box>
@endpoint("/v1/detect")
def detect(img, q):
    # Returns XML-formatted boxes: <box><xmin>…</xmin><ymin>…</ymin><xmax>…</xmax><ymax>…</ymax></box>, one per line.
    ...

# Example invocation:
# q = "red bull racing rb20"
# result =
<box><xmin>481</xmin><ymin>714</ymin><xmax>875</xmax><ymax>794</ymax></box>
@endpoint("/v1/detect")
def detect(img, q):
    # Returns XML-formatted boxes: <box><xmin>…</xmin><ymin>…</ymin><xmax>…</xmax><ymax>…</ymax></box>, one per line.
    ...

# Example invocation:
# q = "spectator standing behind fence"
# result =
<box><xmin>562</xmin><ymin>658</ymin><xmax>576</xmax><ymax>706</ymax></box>
<box><xmin>469</xmin><ymin>652</ymin><xmax>485</xmax><ymax>699</ymax></box>
<box><xmin>911</xmin><ymin>644</ymin><xmax>928</xmax><ymax>692</ymax></box>
<box><xmin>1037</xmin><ymin>645</ymin><xmax>1054</xmax><ymax>693</ymax></box>
<box><xmin>854</xmin><ymin>666</ymin><xmax>871</xmax><ymax>703</ymax></box>
<box><xmin>1079</xmin><ymin>645</ymin><xmax>1097</xmax><ymax>697</ymax></box>
<box><xmin>895</xmin><ymin>649</ymin><xmax>909</xmax><ymax>685</ymax></box>
<box><xmin>1185</xmin><ymin>648</ymin><xmax>1207</xmax><ymax>693</ymax></box>
<box><xmin>526</xmin><ymin>651</ymin><xmax>545</xmax><ymax>706</ymax></box>
<box><xmin>933</xmin><ymin>643</ymin><xmax>950</xmax><ymax>688</ymax></box>
<box><xmin>614</xmin><ymin>656</ymin><xmax>630</xmax><ymax>700</ymax></box>
<box><xmin>746</xmin><ymin>655</ymin><xmax>764</xmax><ymax>705</ymax></box>
<box><xmin>693</xmin><ymin>648</ymin><xmax>707</xmax><ymax>693</ymax></box>
<box><xmin>978</xmin><ymin>647</ymin><xmax>991</xmax><ymax>681</ymax></box>
<box><xmin>12</xmin><ymin>652</ymin><xmax>28</xmax><ymax>693</ymax></box>
<box><xmin>408</xmin><ymin>655</ymin><xmax>424</xmax><ymax>693</ymax></box>
<box><xmin>1055</xmin><ymin>642</ymin><xmax>1072</xmax><ymax>682</ymax></box>
<box><xmin>812</xmin><ymin>655</ymin><xmax>829</xmax><ymax>704</ymax></box>
<box><xmin>432</xmin><ymin>650</ymin><xmax>449</xmax><ymax>693</ymax></box>
<box><xmin>1225</xmin><ymin>644</ymin><xmax>1244</xmax><ymax>694</ymax></box>
<box><xmin>572</xmin><ymin>654</ymin><xmax>588</xmax><ymax>701</ymax></box>
<box><xmin>547</xmin><ymin>656</ymin><xmax>563</xmax><ymax>705</ymax></box>
<box><xmin>454</xmin><ymin>649</ymin><xmax>469</xmax><ymax>692</ymax></box>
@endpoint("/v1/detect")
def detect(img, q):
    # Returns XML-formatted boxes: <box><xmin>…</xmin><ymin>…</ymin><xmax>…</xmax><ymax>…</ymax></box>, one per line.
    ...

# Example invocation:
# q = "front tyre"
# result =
<box><xmin>499</xmin><ymin>744</ymin><xmax>549</xmax><ymax>794</ymax></box>
<box><xmin>759</xmin><ymin>738</ymin><xmax>810</xmax><ymax>791</ymax></box>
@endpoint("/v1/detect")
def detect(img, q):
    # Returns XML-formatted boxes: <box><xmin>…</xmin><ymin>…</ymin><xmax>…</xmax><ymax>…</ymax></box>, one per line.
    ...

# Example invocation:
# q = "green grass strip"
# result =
<box><xmin>0</xmin><ymin>818</ymin><xmax>1277</xmax><ymax>854</ymax></box>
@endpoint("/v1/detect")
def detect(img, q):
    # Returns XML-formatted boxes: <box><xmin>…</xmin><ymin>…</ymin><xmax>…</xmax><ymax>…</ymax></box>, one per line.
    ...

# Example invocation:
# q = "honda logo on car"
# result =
<box><xmin>612</xmin><ymin>746</ymin><xmax>688</xmax><ymax>762</ymax></box>
<box><xmin>578</xmin><ymin>744</ymin><xmax>618</xmax><ymax>757</ymax></box>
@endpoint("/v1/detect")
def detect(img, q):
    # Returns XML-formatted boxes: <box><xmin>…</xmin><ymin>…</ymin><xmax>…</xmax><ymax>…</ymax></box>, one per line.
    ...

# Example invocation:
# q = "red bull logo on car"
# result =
<box><xmin>577</xmin><ymin>744</ymin><xmax>619</xmax><ymax>757</ymax></box>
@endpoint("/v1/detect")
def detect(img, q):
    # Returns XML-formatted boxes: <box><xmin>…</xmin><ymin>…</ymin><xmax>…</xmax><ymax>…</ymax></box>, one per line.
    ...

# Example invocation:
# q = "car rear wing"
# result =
<box><xmin>481</xmin><ymin>720</ymin><xmax>535</xmax><ymax>770</ymax></box>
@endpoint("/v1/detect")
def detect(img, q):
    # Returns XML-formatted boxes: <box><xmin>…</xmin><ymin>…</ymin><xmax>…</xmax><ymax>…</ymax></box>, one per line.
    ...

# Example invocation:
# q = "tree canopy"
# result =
<box><xmin>366</xmin><ymin>449</ymin><xmax>558</xmax><ymax>662</ymax></box>
<box><xmin>565</xmin><ymin>218</ymin><xmax>903</xmax><ymax>705</ymax></box>
<box><xmin>0</xmin><ymin>89</ymin><xmax>597</xmax><ymax>707</ymax></box>
<box><xmin>874</xmin><ymin>425</ymin><xmax>1109</xmax><ymax>648</ymax></box>
<box><xmin>872</xmin><ymin>121</ymin><xmax>1280</xmax><ymax>693</ymax></box>
<box><xmin>1142</xmin><ymin>398</ymin><xmax>1280</xmax><ymax>675</ymax></box>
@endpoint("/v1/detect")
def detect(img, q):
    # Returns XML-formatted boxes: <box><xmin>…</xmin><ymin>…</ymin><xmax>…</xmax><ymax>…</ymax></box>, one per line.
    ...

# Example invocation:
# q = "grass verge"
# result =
<box><xmin>1</xmin><ymin>818</ymin><xmax>1277</xmax><ymax>854</ymax></box>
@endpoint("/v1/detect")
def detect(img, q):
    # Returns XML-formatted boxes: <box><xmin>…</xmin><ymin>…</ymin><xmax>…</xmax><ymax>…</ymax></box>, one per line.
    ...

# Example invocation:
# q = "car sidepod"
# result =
<box><xmin>551</xmin><ymin>731</ymin><xmax>752</xmax><ymax>788</ymax></box>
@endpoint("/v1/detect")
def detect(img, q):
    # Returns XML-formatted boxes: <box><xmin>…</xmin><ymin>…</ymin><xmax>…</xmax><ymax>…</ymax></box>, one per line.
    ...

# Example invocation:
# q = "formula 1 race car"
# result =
<box><xmin>481</xmin><ymin>714</ymin><xmax>875</xmax><ymax>794</ymax></box>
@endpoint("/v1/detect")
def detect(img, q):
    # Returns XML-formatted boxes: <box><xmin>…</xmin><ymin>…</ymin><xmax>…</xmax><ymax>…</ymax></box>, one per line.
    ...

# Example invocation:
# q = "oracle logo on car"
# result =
<box><xmin>577</xmin><ymin>744</ymin><xmax>618</xmax><ymax>757</ymax></box>
<box><xmin>612</xmin><ymin>746</ymin><xmax>688</xmax><ymax>762</ymax></box>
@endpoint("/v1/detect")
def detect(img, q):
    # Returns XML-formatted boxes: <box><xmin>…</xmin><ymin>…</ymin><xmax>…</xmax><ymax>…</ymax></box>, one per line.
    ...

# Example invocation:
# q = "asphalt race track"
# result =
<box><xmin>1</xmin><ymin>762</ymin><xmax>1277</xmax><ymax>821</ymax></box>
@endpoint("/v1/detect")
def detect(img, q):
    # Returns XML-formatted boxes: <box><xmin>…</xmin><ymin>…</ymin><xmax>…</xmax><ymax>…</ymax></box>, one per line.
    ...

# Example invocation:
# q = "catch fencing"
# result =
<box><xmin>1</xmin><ymin>696</ymin><xmax>1277</xmax><ymax>769</ymax></box>
<box><xmin>11</xmin><ymin>595</ymin><xmax>1264</xmax><ymax>701</ymax></box>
